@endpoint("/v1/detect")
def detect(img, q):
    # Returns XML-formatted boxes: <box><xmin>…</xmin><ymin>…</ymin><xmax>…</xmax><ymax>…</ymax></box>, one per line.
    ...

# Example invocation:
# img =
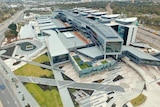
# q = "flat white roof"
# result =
<box><xmin>63</xmin><ymin>32</ymin><xmax>75</xmax><ymax>38</ymax></box>
<box><xmin>37</xmin><ymin>18</ymin><xmax>50</xmax><ymax>22</ymax></box>
<box><xmin>37</xmin><ymin>19</ymin><xmax>51</xmax><ymax>24</ymax></box>
<box><xmin>84</xmin><ymin>10</ymin><xmax>99</xmax><ymax>13</ymax></box>
<box><xmin>91</xmin><ymin>12</ymin><xmax>107</xmax><ymax>15</ymax></box>
<box><xmin>19</xmin><ymin>23</ymin><xmax>35</xmax><ymax>39</ymax></box>
<box><xmin>39</xmin><ymin>23</ymin><xmax>55</xmax><ymax>27</ymax></box>
<box><xmin>104</xmin><ymin>22</ymin><xmax>119</xmax><ymax>26</ymax></box>
<box><xmin>40</xmin><ymin>25</ymin><xmax>57</xmax><ymax>30</ymax></box>
<box><xmin>115</xmin><ymin>17</ymin><xmax>137</xmax><ymax>23</ymax></box>
<box><xmin>44</xmin><ymin>30</ymin><xmax>68</xmax><ymax>57</ymax></box>
<box><xmin>102</xmin><ymin>14</ymin><xmax>120</xmax><ymax>18</ymax></box>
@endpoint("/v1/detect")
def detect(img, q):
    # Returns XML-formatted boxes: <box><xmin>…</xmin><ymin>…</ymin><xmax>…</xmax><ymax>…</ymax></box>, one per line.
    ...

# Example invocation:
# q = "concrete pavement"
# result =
<box><xmin>0</xmin><ymin>58</ymin><xmax>40</xmax><ymax>107</ymax></box>
<box><xmin>17</xmin><ymin>76</ymin><xmax>124</xmax><ymax>92</ymax></box>
<box><xmin>137</xmin><ymin>27</ymin><xmax>160</xmax><ymax>50</ymax></box>
<box><xmin>0</xmin><ymin>72</ymin><xmax>20</xmax><ymax>107</ymax></box>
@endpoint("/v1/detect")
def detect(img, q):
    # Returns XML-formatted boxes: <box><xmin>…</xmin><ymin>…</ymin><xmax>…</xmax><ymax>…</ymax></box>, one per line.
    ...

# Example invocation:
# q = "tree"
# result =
<box><xmin>25</xmin><ymin>104</ymin><xmax>30</xmax><ymax>107</ymax></box>
<box><xmin>8</xmin><ymin>23</ymin><xmax>17</xmax><ymax>31</ymax></box>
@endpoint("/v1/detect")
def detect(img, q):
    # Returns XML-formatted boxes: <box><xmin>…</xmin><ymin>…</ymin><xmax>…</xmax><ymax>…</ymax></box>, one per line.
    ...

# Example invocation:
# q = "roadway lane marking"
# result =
<box><xmin>29</xmin><ymin>77</ymin><xmax>34</xmax><ymax>82</ymax></box>
<box><xmin>7</xmin><ymin>101</ymin><xmax>10</xmax><ymax>104</ymax></box>
<box><xmin>0</xmin><ymin>74</ymin><xmax>19</xmax><ymax>107</ymax></box>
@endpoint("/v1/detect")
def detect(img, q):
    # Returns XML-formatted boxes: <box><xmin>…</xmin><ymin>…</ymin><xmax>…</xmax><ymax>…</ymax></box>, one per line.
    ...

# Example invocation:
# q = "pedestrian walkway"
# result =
<box><xmin>122</xmin><ymin>57</ymin><xmax>152</xmax><ymax>82</ymax></box>
<box><xmin>17</xmin><ymin>76</ymin><xmax>124</xmax><ymax>92</ymax></box>
<box><xmin>107</xmin><ymin>81</ymin><xmax>145</xmax><ymax>107</ymax></box>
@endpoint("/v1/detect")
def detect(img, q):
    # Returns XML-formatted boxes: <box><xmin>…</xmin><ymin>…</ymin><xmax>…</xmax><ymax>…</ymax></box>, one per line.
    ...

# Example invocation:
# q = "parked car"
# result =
<box><xmin>0</xmin><ymin>84</ymin><xmax>5</xmax><ymax>90</ymax></box>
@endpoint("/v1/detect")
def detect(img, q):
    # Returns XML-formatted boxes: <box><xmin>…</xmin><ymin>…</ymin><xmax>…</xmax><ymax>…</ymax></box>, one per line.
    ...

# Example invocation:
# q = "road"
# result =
<box><xmin>0</xmin><ymin>9</ymin><xmax>24</xmax><ymax>34</ymax></box>
<box><xmin>0</xmin><ymin>58</ymin><xmax>40</xmax><ymax>107</ymax></box>
<box><xmin>0</xmin><ymin>8</ymin><xmax>26</xmax><ymax>44</ymax></box>
<box><xmin>137</xmin><ymin>27</ymin><xmax>160</xmax><ymax>50</ymax></box>
<box><xmin>0</xmin><ymin>66</ymin><xmax>21</xmax><ymax>107</ymax></box>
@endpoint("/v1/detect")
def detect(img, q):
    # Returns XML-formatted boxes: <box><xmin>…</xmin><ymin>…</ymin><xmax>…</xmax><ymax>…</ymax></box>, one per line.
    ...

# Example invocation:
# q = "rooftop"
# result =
<box><xmin>115</xmin><ymin>17</ymin><xmax>137</xmax><ymax>23</ymax></box>
<box><xmin>44</xmin><ymin>30</ymin><xmax>68</xmax><ymax>57</ymax></box>
<box><xmin>39</xmin><ymin>25</ymin><xmax>57</xmax><ymax>30</ymax></box>
<box><xmin>91</xmin><ymin>12</ymin><xmax>108</xmax><ymax>16</ymax></box>
<box><xmin>61</xmin><ymin>10</ymin><xmax>123</xmax><ymax>42</ymax></box>
<box><xmin>77</xmin><ymin>46</ymin><xmax>103</xmax><ymax>59</ymax></box>
<box><xmin>39</xmin><ymin>23</ymin><xmax>55</xmax><ymax>27</ymax></box>
<box><xmin>58</xmin><ymin>31</ymin><xmax>87</xmax><ymax>49</ymax></box>
<box><xmin>84</xmin><ymin>9</ymin><xmax>99</xmax><ymax>13</ymax></box>
<box><xmin>123</xmin><ymin>46</ymin><xmax>160</xmax><ymax>61</ymax></box>
<box><xmin>101</xmin><ymin>14</ymin><xmax>120</xmax><ymax>19</ymax></box>
<box><xmin>37</xmin><ymin>19</ymin><xmax>51</xmax><ymax>24</ymax></box>
<box><xmin>19</xmin><ymin>22</ymin><xmax>35</xmax><ymax>39</ymax></box>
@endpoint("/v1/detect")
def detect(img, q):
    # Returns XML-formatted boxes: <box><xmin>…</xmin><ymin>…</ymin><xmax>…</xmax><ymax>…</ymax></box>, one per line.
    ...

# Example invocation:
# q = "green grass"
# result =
<box><xmin>79</xmin><ymin>62</ymin><xmax>92</xmax><ymax>69</ymax></box>
<box><xmin>101</xmin><ymin>60</ymin><xmax>107</xmax><ymax>64</ymax></box>
<box><xmin>33</xmin><ymin>54</ymin><xmax>50</xmax><ymax>63</ymax></box>
<box><xmin>130</xmin><ymin>94</ymin><xmax>146</xmax><ymax>106</ymax></box>
<box><xmin>73</xmin><ymin>55</ymin><xmax>92</xmax><ymax>69</ymax></box>
<box><xmin>144</xmin><ymin>24</ymin><xmax>160</xmax><ymax>31</ymax></box>
<box><xmin>14</xmin><ymin>54</ymin><xmax>53</xmax><ymax>78</ymax></box>
<box><xmin>25</xmin><ymin>83</ymin><xmax>63</xmax><ymax>107</ymax></box>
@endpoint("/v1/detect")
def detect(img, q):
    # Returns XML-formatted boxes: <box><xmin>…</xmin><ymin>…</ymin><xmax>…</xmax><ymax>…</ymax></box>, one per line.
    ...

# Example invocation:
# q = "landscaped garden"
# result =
<box><xmin>130</xmin><ymin>94</ymin><xmax>146</xmax><ymax>106</ymax></box>
<box><xmin>101</xmin><ymin>60</ymin><xmax>107</xmax><ymax>64</ymax></box>
<box><xmin>14</xmin><ymin>53</ymin><xmax>62</xmax><ymax>106</ymax></box>
<box><xmin>25</xmin><ymin>83</ymin><xmax>63</xmax><ymax>107</ymax></box>
<box><xmin>73</xmin><ymin>55</ymin><xmax>92</xmax><ymax>69</ymax></box>
<box><xmin>14</xmin><ymin>54</ymin><xmax>53</xmax><ymax>78</ymax></box>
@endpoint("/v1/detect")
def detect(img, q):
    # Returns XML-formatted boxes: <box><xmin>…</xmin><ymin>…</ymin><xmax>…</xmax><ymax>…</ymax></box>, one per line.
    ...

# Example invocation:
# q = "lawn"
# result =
<box><xmin>14</xmin><ymin>54</ymin><xmax>53</xmax><ymax>78</ymax></box>
<box><xmin>33</xmin><ymin>54</ymin><xmax>50</xmax><ymax>63</ymax></box>
<box><xmin>101</xmin><ymin>60</ymin><xmax>107</xmax><ymax>64</ymax></box>
<box><xmin>73</xmin><ymin>55</ymin><xmax>92</xmax><ymax>69</ymax></box>
<box><xmin>130</xmin><ymin>94</ymin><xmax>146</xmax><ymax>106</ymax></box>
<box><xmin>25</xmin><ymin>83</ymin><xmax>63</xmax><ymax>107</ymax></box>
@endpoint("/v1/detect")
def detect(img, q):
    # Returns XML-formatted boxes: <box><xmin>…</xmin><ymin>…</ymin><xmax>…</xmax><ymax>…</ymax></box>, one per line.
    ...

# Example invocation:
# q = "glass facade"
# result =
<box><xmin>53</xmin><ymin>54</ymin><xmax>69</xmax><ymax>64</ymax></box>
<box><xmin>111</xmin><ymin>25</ymin><xmax>118</xmax><ymax>32</ymax></box>
<box><xmin>70</xmin><ymin>55</ymin><xmax>117</xmax><ymax>78</ymax></box>
<box><xmin>106</xmin><ymin>42</ymin><xmax>122</xmax><ymax>53</ymax></box>
<box><xmin>118</xmin><ymin>26</ymin><xmax>129</xmax><ymax>45</ymax></box>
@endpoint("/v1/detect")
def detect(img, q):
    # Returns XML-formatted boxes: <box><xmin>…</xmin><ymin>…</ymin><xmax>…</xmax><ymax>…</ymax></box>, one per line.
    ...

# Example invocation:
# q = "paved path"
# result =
<box><xmin>46</xmin><ymin>48</ymin><xmax>75</xmax><ymax>107</ymax></box>
<box><xmin>0</xmin><ymin>54</ymin><xmax>53</xmax><ymax>70</ymax></box>
<box><xmin>107</xmin><ymin>81</ymin><xmax>145</xmax><ymax>107</ymax></box>
<box><xmin>17</xmin><ymin>76</ymin><xmax>124</xmax><ymax>92</ymax></box>
<box><xmin>122</xmin><ymin>57</ymin><xmax>152</xmax><ymax>82</ymax></box>
<box><xmin>0</xmin><ymin>50</ymin><xmax>75</xmax><ymax>107</ymax></box>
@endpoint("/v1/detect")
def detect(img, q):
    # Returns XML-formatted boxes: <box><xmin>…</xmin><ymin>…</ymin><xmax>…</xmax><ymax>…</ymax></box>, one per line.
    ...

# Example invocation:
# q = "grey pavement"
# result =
<box><xmin>0</xmin><ymin>71</ymin><xmax>20</xmax><ymax>107</ymax></box>
<box><xmin>137</xmin><ymin>27</ymin><xmax>160</xmax><ymax>50</ymax></box>
<box><xmin>107</xmin><ymin>81</ymin><xmax>145</xmax><ymax>107</ymax></box>
<box><xmin>0</xmin><ymin>58</ymin><xmax>40</xmax><ymax>107</ymax></box>
<box><xmin>53</xmin><ymin>69</ymin><xmax>75</xmax><ymax>107</ymax></box>
<box><xmin>17</xmin><ymin>76</ymin><xmax>124</xmax><ymax>92</ymax></box>
<box><xmin>0</xmin><ymin>54</ymin><xmax>53</xmax><ymax>70</ymax></box>
<box><xmin>46</xmin><ymin>48</ymin><xmax>75</xmax><ymax>107</ymax></box>
<box><xmin>0</xmin><ymin>53</ymin><xmax>75</xmax><ymax>107</ymax></box>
